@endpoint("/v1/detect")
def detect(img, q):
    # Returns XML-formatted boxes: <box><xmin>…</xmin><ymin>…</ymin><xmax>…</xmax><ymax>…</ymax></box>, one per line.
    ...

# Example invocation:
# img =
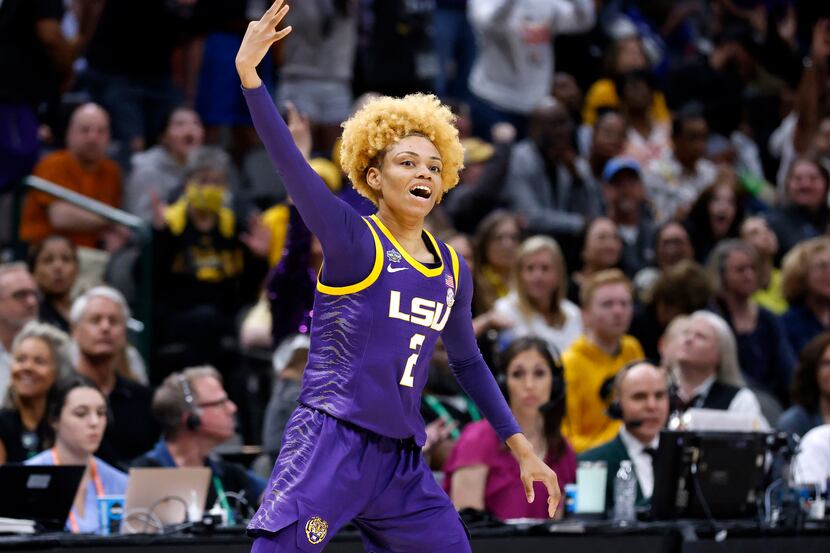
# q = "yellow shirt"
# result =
<box><xmin>752</xmin><ymin>268</ymin><xmax>787</xmax><ymax>315</ymax></box>
<box><xmin>561</xmin><ymin>334</ymin><xmax>645</xmax><ymax>453</ymax></box>
<box><xmin>581</xmin><ymin>78</ymin><xmax>670</xmax><ymax>126</ymax></box>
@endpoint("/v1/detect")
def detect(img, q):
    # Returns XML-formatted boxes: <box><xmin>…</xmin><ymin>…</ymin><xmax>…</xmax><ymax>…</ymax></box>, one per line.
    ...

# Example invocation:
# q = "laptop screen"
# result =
<box><xmin>0</xmin><ymin>465</ymin><xmax>85</xmax><ymax>529</ymax></box>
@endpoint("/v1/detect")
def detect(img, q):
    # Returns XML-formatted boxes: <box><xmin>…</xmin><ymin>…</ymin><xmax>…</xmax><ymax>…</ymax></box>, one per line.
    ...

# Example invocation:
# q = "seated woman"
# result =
<box><xmin>28</xmin><ymin>236</ymin><xmax>80</xmax><ymax>333</ymax></box>
<box><xmin>123</xmin><ymin>107</ymin><xmax>204</xmax><ymax>221</ymax></box>
<box><xmin>0</xmin><ymin>321</ymin><xmax>73</xmax><ymax>463</ymax></box>
<box><xmin>26</xmin><ymin>376</ymin><xmax>128</xmax><ymax>534</ymax></box>
<box><xmin>778</xmin><ymin>332</ymin><xmax>830</xmax><ymax>438</ymax></box>
<box><xmin>683</xmin><ymin>173</ymin><xmax>746</xmax><ymax>264</ymax></box>
<box><xmin>766</xmin><ymin>157</ymin><xmax>830</xmax><ymax>256</ymax></box>
<box><xmin>707</xmin><ymin>239</ymin><xmax>795</xmax><ymax>409</ymax></box>
<box><xmin>494</xmin><ymin>235</ymin><xmax>582</xmax><ymax>354</ymax></box>
<box><xmin>472</xmin><ymin>211</ymin><xmax>522</xmax><ymax>317</ymax></box>
<box><xmin>780</xmin><ymin>237</ymin><xmax>830</xmax><ymax>356</ymax></box>
<box><xmin>568</xmin><ymin>217</ymin><xmax>623</xmax><ymax>303</ymax></box>
<box><xmin>444</xmin><ymin>337</ymin><xmax>577</xmax><ymax>520</ymax></box>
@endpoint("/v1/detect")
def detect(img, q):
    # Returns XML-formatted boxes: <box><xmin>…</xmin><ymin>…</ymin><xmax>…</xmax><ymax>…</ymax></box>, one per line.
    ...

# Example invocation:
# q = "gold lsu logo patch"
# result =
<box><xmin>305</xmin><ymin>516</ymin><xmax>328</xmax><ymax>545</ymax></box>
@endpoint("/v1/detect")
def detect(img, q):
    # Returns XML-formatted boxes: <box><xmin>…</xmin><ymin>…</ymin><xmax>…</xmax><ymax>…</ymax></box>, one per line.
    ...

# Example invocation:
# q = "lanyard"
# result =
<box><xmin>212</xmin><ymin>476</ymin><xmax>236</xmax><ymax>525</ymax></box>
<box><xmin>464</xmin><ymin>396</ymin><xmax>481</xmax><ymax>422</ymax></box>
<box><xmin>51</xmin><ymin>448</ymin><xmax>104</xmax><ymax>534</ymax></box>
<box><xmin>423</xmin><ymin>394</ymin><xmax>461</xmax><ymax>440</ymax></box>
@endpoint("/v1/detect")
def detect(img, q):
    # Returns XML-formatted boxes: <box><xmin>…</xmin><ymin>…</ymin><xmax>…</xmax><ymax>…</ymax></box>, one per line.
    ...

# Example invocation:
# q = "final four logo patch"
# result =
<box><xmin>386</xmin><ymin>249</ymin><xmax>402</xmax><ymax>263</ymax></box>
<box><xmin>446</xmin><ymin>287</ymin><xmax>455</xmax><ymax>307</ymax></box>
<box><xmin>305</xmin><ymin>516</ymin><xmax>328</xmax><ymax>544</ymax></box>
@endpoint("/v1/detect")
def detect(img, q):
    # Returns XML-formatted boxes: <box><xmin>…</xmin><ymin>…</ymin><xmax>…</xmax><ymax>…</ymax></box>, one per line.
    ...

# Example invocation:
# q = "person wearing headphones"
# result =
<box><xmin>443</xmin><ymin>336</ymin><xmax>577</xmax><ymax>520</ymax></box>
<box><xmin>578</xmin><ymin>361</ymin><xmax>670</xmax><ymax>512</ymax></box>
<box><xmin>131</xmin><ymin>367</ymin><xmax>266</xmax><ymax>524</ymax></box>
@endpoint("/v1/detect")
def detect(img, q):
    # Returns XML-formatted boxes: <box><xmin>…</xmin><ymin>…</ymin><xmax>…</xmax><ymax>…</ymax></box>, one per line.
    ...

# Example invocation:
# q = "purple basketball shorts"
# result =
<box><xmin>249</xmin><ymin>405</ymin><xmax>471</xmax><ymax>552</ymax></box>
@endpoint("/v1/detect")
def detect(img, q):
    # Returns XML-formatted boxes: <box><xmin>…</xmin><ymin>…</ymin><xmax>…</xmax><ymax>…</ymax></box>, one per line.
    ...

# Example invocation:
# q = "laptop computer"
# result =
<box><xmin>122</xmin><ymin>467</ymin><xmax>211</xmax><ymax>534</ymax></box>
<box><xmin>0</xmin><ymin>465</ymin><xmax>85</xmax><ymax>530</ymax></box>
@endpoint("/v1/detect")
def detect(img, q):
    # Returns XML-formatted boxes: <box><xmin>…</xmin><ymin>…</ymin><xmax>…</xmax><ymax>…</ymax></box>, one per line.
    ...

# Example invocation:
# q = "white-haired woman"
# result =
<box><xmin>493</xmin><ymin>235</ymin><xmax>582</xmax><ymax>354</ymax></box>
<box><xmin>672</xmin><ymin>311</ymin><xmax>768</xmax><ymax>428</ymax></box>
<box><xmin>0</xmin><ymin>321</ymin><xmax>73</xmax><ymax>463</ymax></box>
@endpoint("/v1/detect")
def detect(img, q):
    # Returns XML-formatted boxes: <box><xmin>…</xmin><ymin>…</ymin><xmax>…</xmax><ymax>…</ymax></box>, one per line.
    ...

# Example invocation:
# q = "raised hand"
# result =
<box><xmin>236</xmin><ymin>0</ymin><xmax>293</xmax><ymax>88</ymax></box>
<box><xmin>149</xmin><ymin>188</ymin><xmax>169</xmax><ymax>230</ymax></box>
<box><xmin>241</xmin><ymin>213</ymin><xmax>273</xmax><ymax>259</ymax></box>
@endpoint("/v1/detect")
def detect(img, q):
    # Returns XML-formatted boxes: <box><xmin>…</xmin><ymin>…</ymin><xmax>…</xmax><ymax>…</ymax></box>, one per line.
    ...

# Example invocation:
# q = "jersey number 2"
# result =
<box><xmin>399</xmin><ymin>333</ymin><xmax>425</xmax><ymax>387</ymax></box>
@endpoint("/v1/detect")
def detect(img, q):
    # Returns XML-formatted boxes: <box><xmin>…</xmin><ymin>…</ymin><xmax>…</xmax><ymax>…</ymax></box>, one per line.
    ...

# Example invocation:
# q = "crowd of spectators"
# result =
<box><xmin>2</xmin><ymin>0</ymin><xmax>830</xmax><ymax>528</ymax></box>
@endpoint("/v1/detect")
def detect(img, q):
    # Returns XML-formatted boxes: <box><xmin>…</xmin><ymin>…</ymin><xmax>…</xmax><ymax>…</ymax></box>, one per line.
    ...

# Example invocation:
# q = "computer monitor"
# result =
<box><xmin>650</xmin><ymin>430</ymin><xmax>770</xmax><ymax>520</ymax></box>
<box><xmin>0</xmin><ymin>465</ymin><xmax>85</xmax><ymax>530</ymax></box>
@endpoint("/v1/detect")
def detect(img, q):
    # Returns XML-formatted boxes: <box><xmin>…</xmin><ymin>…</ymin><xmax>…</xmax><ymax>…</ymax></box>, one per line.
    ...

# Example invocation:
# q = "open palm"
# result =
<box><xmin>236</xmin><ymin>0</ymin><xmax>293</xmax><ymax>86</ymax></box>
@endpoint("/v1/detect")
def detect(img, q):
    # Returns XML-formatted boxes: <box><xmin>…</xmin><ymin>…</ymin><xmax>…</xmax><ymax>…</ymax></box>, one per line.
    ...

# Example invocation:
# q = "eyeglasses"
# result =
<box><xmin>1</xmin><ymin>289</ymin><xmax>38</xmax><ymax>302</ymax></box>
<box><xmin>197</xmin><ymin>396</ymin><xmax>231</xmax><ymax>409</ymax></box>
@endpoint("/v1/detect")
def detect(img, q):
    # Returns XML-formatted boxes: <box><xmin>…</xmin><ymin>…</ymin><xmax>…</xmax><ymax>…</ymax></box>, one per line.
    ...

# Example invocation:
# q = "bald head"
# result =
<box><xmin>67</xmin><ymin>103</ymin><xmax>111</xmax><ymax>167</ymax></box>
<box><xmin>616</xmin><ymin>362</ymin><xmax>670</xmax><ymax>444</ymax></box>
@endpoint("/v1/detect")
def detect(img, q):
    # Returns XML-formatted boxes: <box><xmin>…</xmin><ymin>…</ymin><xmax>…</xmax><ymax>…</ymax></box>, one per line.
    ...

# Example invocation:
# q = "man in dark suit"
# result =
<box><xmin>578</xmin><ymin>362</ymin><xmax>670</xmax><ymax>512</ymax></box>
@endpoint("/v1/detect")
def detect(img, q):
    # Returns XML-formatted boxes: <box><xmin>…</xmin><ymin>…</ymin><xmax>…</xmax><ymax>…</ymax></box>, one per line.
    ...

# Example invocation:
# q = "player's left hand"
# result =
<box><xmin>517</xmin><ymin>451</ymin><xmax>561</xmax><ymax>518</ymax></box>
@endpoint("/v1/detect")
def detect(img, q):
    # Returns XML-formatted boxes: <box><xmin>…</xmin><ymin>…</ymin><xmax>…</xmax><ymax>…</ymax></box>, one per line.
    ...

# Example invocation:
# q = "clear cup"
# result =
<box><xmin>576</xmin><ymin>461</ymin><xmax>607</xmax><ymax>514</ymax></box>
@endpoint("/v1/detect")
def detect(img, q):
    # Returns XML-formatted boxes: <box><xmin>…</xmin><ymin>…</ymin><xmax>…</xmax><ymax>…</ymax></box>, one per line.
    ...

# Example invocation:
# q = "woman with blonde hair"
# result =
<box><xmin>780</xmin><ymin>237</ymin><xmax>830</xmax><ymax>356</ymax></box>
<box><xmin>494</xmin><ymin>235</ymin><xmax>582</xmax><ymax>354</ymax></box>
<box><xmin>0</xmin><ymin>321</ymin><xmax>73</xmax><ymax>463</ymax></box>
<box><xmin>237</xmin><ymin>4</ymin><xmax>559</xmax><ymax>551</ymax></box>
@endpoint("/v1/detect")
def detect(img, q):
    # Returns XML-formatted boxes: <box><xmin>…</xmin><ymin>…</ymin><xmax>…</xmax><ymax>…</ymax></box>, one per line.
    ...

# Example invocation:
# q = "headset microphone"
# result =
<box><xmin>606</xmin><ymin>400</ymin><xmax>644</xmax><ymax>428</ymax></box>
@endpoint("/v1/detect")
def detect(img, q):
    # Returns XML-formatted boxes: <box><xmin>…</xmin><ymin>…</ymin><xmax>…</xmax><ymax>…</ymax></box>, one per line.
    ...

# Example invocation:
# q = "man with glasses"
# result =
<box><xmin>133</xmin><ymin>367</ymin><xmax>266</xmax><ymax>524</ymax></box>
<box><xmin>0</xmin><ymin>262</ymin><xmax>39</xmax><ymax>394</ymax></box>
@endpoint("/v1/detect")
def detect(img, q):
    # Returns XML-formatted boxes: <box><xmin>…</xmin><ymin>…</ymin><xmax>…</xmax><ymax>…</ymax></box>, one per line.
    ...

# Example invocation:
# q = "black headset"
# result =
<box><xmin>496</xmin><ymin>338</ymin><xmax>566</xmax><ymax>412</ymax></box>
<box><xmin>605</xmin><ymin>359</ymin><xmax>646</xmax><ymax>421</ymax></box>
<box><xmin>178</xmin><ymin>373</ymin><xmax>202</xmax><ymax>431</ymax></box>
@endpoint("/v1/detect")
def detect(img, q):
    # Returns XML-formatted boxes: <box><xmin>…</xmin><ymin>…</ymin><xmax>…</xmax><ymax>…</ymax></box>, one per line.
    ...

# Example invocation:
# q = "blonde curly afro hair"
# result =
<box><xmin>339</xmin><ymin>93</ymin><xmax>464</xmax><ymax>206</ymax></box>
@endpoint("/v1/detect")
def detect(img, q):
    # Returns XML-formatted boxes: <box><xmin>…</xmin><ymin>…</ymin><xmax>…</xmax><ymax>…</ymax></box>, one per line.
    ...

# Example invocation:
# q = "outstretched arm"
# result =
<box><xmin>442</xmin><ymin>256</ymin><xmax>561</xmax><ymax>517</ymax></box>
<box><xmin>237</xmin><ymin>1</ymin><xmax>372</xmax><ymax>286</ymax></box>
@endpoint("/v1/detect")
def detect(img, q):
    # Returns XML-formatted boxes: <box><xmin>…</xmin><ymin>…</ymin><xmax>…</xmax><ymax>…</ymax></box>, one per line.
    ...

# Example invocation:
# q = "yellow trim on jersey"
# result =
<box><xmin>370</xmin><ymin>214</ymin><xmax>444</xmax><ymax>277</ymax></box>
<box><xmin>316</xmin><ymin>217</ymin><xmax>383</xmax><ymax>295</ymax></box>
<box><xmin>447</xmin><ymin>244</ymin><xmax>460</xmax><ymax>294</ymax></box>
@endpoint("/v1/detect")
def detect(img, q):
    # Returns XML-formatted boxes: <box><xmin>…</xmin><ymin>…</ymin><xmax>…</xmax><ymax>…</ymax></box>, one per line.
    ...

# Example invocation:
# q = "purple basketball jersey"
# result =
<box><xmin>298</xmin><ymin>214</ymin><xmax>460</xmax><ymax>446</ymax></box>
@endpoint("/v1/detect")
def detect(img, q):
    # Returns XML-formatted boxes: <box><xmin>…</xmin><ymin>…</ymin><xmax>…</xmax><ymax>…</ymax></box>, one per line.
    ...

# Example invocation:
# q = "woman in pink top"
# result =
<box><xmin>444</xmin><ymin>337</ymin><xmax>577</xmax><ymax>520</ymax></box>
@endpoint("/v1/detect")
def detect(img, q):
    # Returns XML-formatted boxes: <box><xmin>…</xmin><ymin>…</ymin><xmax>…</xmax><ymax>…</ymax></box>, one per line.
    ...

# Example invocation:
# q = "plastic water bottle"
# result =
<box><xmin>613</xmin><ymin>460</ymin><xmax>637</xmax><ymax>524</ymax></box>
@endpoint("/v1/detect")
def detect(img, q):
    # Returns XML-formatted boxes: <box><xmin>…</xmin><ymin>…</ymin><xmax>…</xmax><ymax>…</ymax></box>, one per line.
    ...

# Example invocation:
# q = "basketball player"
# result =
<box><xmin>237</xmin><ymin>3</ymin><xmax>560</xmax><ymax>551</ymax></box>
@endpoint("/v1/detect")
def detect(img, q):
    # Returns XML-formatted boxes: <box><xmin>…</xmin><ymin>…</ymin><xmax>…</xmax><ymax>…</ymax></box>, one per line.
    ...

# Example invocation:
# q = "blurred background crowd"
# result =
<box><xmin>2</xmin><ymin>0</ymin><xmax>830</xmax><ymax>527</ymax></box>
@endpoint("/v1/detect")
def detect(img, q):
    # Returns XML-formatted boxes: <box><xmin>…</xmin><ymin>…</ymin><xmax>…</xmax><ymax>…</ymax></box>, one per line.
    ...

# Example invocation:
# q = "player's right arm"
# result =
<box><xmin>237</xmin><ymin>1</ymin><xmax>372</xmax><ymax>284</ymax></box>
